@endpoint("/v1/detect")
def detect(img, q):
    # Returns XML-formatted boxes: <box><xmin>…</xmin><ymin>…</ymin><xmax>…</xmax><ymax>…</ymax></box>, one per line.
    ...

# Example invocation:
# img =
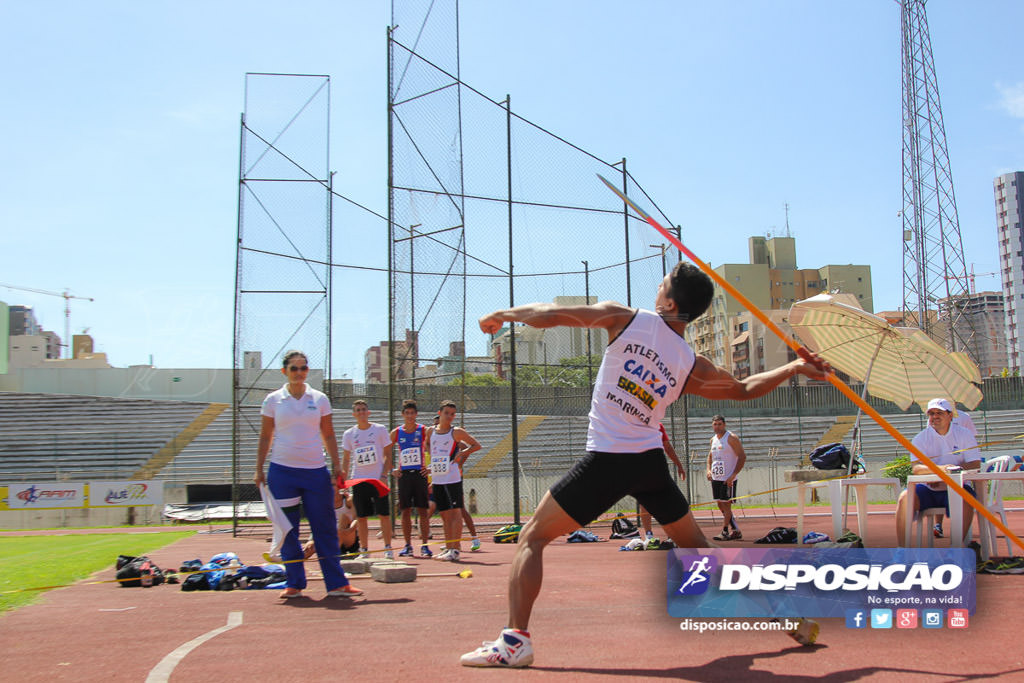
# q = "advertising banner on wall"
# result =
<box><xmin>88</xmin><ymin>481</ymin><xmax>164</xmax><ymax>507</ymax></box>
<box><xmin>2</xmin><ymin>482</ymin><xmax>86</xmax><ymax>510</ymax></box>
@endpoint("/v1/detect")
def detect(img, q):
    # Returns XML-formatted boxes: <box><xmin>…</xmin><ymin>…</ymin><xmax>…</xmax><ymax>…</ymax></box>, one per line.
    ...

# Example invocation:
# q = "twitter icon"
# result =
<box><xmin>871</xmin><ymin>609</ymin><xmax>893</xmax><ymax>629</ymax></box>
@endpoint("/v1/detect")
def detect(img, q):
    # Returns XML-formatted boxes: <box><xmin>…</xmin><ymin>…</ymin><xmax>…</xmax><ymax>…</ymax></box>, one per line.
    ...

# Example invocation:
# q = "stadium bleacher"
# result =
<box><xmin>0</xmin><ymin>392</ymin><xmax>210</xmax><ymax>482</ymax></box>
<box><xmin>3</xmin><ymin>391</ymin><xmax>1022</xmax><ymax>494</ymax></box>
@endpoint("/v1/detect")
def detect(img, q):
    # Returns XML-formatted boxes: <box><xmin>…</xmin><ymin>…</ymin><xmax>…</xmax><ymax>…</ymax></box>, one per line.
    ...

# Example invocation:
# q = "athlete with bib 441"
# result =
<box><xmin>464</xmin><ymin>262</ymin><xmax>830</xmax><ymax>668</ymax></box>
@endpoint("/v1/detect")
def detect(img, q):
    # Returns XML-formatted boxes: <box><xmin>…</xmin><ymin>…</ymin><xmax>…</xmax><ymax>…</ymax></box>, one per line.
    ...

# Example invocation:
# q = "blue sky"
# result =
<box><xmin>2</xmin><ymin>2</ymin><xmax>1023</xmax><ymax>379</ymax></box>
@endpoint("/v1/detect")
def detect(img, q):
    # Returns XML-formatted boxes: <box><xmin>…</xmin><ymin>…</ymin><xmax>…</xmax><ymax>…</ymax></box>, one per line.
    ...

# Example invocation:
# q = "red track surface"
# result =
<box><xmin>3</xmin><ymin>508</ymin><xmax>1023</xmax><ymax>682</ymax></box>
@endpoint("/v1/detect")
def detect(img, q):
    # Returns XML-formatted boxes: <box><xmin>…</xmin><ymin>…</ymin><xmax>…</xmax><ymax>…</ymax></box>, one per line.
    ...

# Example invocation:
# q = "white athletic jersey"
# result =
<box><xmin>709</xmin><ymin>430</ymin><xmax>740</xmax><ymax>481</ymax></box>
<box><xmin>428</xmin><ymin>427</ymin><xmax>462</xmax><ymax>485</ymax></box>
<box><xmin>260</xmin><ymin>384</ymin><xmax>332</xmax><ymax>469</ymax></box>
<box><xmin>342</xmin><ymin>423</ymin><xmax>391</xmax><ymax>481</ymax></box>
<box><xmin>586</xmin><ymin>309</ymin><xmax>696</xmax><ymax>453</ymax></box>
<box><xmin>911</xmin><ymin>424</ymin><xmax>980</xmax><ymax>490</ymax></box>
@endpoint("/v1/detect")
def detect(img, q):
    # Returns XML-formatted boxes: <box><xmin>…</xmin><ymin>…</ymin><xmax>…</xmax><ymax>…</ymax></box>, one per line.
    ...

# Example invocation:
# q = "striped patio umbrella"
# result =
<box><xmin>788</xmin><ymin>293</ymin><xmax>982</xmax><ymax>412</ymax></box>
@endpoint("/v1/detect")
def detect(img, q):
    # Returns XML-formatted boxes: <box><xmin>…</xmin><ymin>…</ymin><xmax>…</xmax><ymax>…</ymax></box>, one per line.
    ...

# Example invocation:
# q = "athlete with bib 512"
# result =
<box><xmin>463</xmin><ymin>261</ymin><xmax>830</xmax><ymax>667</ymax></box>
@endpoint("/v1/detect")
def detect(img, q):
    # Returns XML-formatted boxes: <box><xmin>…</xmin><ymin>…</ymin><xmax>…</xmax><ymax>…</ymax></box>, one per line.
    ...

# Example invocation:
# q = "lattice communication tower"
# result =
<box><xmin>900</xmin><ymin>0</ymin><xmax>975</xmax><ymax>360</ymax></box>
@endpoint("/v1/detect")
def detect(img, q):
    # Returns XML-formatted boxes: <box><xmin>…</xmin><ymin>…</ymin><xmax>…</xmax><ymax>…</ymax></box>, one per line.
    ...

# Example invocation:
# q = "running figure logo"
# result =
<box><xmin>677</xmin><ymin>555</ymin><xmax>717</xmax><ymax>595</ymax></box>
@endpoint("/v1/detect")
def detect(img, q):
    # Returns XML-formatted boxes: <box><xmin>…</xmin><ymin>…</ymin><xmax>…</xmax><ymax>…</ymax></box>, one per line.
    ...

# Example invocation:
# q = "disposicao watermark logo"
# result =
<box><xmin>667</xmin><ymin>547</ymin><xmax>975</xmax><ymax>619</ymax></box>
<box><xmin>677</xmin><ymin>555</ymin><xmax>718</xmax><ymax>595</ymax></box>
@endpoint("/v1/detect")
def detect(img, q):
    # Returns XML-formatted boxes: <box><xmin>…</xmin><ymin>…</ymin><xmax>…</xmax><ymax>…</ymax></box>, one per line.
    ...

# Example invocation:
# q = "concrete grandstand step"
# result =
<box><xmin>465</xmin><ymin>415</ymin><xmax>547</xmax><ymax>478</ymax></box>
<box><xmin>133</xmin><ymin>403</ymin><xmax>228</xmax><ymax>479</ymax></box>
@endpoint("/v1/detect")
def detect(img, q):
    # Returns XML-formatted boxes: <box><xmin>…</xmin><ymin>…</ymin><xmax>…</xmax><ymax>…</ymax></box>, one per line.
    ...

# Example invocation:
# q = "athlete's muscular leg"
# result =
<box><xmin>717</xmin><ymin>500</ymin><xmax>734</xmax><ymax>530</ymax></box>
<box><xmin>401</xmin><ymin>507</ymin><xmax>414</xmax><ymax>546</ymax></box>
<box><xmin>507</xmin><ymin>492</ymin><xmax>581</xmax><ymax>630</ymax></box>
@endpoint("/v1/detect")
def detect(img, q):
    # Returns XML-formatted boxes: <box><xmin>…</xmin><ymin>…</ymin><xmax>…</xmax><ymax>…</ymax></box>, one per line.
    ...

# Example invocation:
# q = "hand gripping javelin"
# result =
<box><xmin>598</xmin><ymin>173</ymin><xmax>1023</xmax><ymax>555</ymax></box>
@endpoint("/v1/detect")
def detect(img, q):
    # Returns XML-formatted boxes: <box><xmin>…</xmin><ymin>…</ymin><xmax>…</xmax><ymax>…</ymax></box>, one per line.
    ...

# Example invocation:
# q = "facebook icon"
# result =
<box><xmin>845</xmin><ymin>609</ymin><xmax>867</xmax><ymax>629</ymax></box>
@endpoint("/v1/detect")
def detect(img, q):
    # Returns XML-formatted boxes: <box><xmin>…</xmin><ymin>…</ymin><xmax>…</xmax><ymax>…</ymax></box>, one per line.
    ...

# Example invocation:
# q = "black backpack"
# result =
<box><xmin>115</xmin><ymin>555</ymin><xmax>165</xmax><ymax>587</ymax></box>
<box><xmin>610</xmin><ymin>516</ymin><xmax>640</xmax><ymax>539</ymax></box>
<box><xmin>809</xmin><ymin>443</ymin><xmax>860</xmax><ymax>471</ymax></box>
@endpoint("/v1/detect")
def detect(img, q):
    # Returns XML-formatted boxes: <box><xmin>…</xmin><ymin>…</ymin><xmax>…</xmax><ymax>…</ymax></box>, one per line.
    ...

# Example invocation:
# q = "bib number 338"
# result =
<box><xmin>430</xmin><ymin>457</ymin><xmax>450</xmax><ymax>476</ymax></box>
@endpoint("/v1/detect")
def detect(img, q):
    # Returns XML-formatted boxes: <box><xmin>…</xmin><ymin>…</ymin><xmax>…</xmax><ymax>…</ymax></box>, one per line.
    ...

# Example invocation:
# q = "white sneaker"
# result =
<box><xmin>470</xmin><ymin>537</ymin><xmax>482</xmax><ymax>551</ymax></box>
<box><xmin>384</xmin><ymin>547</ymin><xmax>394</xmax><ymax>560</ymax></box>
<box><xmin>358</xmin><ymin>548</ymin><xmax>369</xmax><ymax>559</ymax></box>
<box><xmin>461</xmin><ymin>629</ymin><xmax>534</xmax><ymax>667</ymax></box>
<box><xmin>439</xmin><ymin>549</ymin><xmax>460</xmax><ymax>562</ymax></box>
<box><xmin>434</xmin><ymin>548</ymin><xmax>452</xmax><ymax>561</ymax></box>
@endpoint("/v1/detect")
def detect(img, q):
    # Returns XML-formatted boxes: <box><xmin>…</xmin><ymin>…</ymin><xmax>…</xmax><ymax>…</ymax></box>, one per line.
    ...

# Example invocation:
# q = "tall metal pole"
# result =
<box><xmin>327</xmin><ymin>169</ymin><xmax>334</xmax><ymax>401</ymax></box>
<box><xmin>505</xmin><ymin>94</ymin><xmax>521</xmax><ymax>524</ymax></box>
<box><xmin>582</xmin><ymin>260</ymin><xmax>592</xmax><ymax>389</ymax></box>
<box><xmin>386</xmin><ymin>26</ymin><xmax>395</xmax><ymax>422</ymax></box>
<box><xmin>620</xmin><ymin>158</ymin><xmax>631</xmax><ymax>306</ymax></box>
<box><xmin>325</xmin><ymin>73</ymin><xmax>332</xmax><ymax>402</ymax></box>
<box><xmin>231</xmin><ymin>111</ymin><xmax>246</xmax><ymax>537</ymax></box>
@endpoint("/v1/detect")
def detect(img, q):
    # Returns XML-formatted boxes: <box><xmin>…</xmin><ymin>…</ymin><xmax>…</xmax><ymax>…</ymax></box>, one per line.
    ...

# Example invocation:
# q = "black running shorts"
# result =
<box><xmin>352</xmin><ymin>481</ymin><xmax>389</xmax><ymax>518</ymax></box>
<box><xmin>433</xmin><ymin>481</ymin><xmax>464</xmax><ymax>512</ymax></box>
<box><xmin>398</xmin><ymin>469</ymin><xmax>430</xmax><ymax>510</ymax></box>
<box><xmin>551</xmin><ymin>449</ymin><xmax>690</xmax><ymax>527</ymax></box>
<box><xmin>711</xmin><ymin>479</ymin><xmax>737</xmax><ymax>501</ymax></box>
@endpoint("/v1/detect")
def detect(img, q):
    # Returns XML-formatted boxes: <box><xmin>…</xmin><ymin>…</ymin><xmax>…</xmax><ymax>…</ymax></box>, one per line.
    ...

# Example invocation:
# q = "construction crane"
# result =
<box><xmin>967</xmin><ymin>266</ymin><xmax>999</xmax><ymax>295</ymax></box>
<box><xmin>943</xmin><ymin>265</ymin><xmax>999</xmax><ymax>295</ymax></box>
<box><xmin>0</xmin><ymin>283</ymin><xmax>95</xmax><ymax>359</ymax></box>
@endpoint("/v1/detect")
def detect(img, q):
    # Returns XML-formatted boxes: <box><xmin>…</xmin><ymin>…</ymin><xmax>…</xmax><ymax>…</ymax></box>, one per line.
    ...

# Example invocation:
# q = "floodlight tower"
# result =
<box><xmin>900</xmin><ymin>0</ymin><xmax>975</xmax><ymax>360</ymax></box>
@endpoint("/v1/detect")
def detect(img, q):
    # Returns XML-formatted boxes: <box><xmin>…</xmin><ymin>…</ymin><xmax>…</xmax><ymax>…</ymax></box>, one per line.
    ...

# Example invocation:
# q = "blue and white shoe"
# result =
<box><xmin>471</xmin><ymin>537</ymin><xmax>482</xmax><ymax>552</ymax></box>
<box><xmin>461</xmin><ymin>629</ymin><xmax>534</xmax><ymax>667</ymax></box>
<box><xmin>398</xmin><ymin>545</ymin><xmax>414</xmax><ymax>558</ymax></box>
<box><xmin>420</xmin><ymin>545</ymin><xmax>433</xmax><ymax>558</ymax></box>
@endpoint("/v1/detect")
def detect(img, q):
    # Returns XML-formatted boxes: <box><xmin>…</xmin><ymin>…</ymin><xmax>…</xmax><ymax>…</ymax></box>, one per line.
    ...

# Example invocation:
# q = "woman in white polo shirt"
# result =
<box><xmin>255</xmin><ymin>350</ymin><xmax>362</xmax><ymax>599</ymax></box>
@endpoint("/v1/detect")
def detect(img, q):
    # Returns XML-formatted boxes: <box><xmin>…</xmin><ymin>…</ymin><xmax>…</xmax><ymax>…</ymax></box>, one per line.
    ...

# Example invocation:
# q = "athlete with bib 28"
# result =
<box><xmin>463</xmin><ymin>261</ymin><xmax>830</xmax><ymax>667</ymax></box>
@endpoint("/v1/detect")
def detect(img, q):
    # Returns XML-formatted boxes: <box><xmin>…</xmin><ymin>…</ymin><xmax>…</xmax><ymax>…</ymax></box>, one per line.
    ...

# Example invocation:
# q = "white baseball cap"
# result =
<box><xmin>926</xmin><ymin>398</ymin><xmax>953</xmax><ymax>413</ymax></box>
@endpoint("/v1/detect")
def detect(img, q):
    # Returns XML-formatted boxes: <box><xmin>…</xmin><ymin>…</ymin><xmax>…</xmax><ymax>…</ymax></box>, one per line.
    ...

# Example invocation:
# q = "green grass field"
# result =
<box><xmin>0</xmin><ymin>531</ymin><xmax>194</xmax><ymax>614</ymax></box>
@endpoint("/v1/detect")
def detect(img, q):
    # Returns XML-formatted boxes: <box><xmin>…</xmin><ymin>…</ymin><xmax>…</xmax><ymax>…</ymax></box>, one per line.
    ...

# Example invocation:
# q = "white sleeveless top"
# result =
<box><xmin>586</xmin><ymin>309</ymin><xmax>696</xmax><ymax>453</ymax></box>
<box><xmin>710</xmin><ymin>430</ymin><xmax>740</xmax><ymax>481</ymax></box>
<box><xmin>429</xmin><ymin>427</ymin><xmax>462</xmax><ymax>485</ymax></box>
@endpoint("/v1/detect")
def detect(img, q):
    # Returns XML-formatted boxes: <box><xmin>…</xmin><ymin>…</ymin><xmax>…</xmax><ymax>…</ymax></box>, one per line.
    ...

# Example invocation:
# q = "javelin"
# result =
<box><xmin>952</xmin><ymin>435</ymin><xmax>1024</xmax><ymax>454</ymax></box>
<box><xmin>598</xmin><ymin>174</ymin><xmax>1024</xmax><ymax>554</ymax></box>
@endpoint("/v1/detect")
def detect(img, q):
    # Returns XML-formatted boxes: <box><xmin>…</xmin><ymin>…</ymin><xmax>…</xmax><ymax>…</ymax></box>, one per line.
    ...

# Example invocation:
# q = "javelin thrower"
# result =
<box><xmin>462</xmin><ymin>260</ymin><xmax>828</xmax><ymax>667</ymax></box>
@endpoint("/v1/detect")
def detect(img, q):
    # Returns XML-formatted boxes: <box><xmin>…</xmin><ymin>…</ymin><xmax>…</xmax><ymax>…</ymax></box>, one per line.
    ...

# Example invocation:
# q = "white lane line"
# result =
<box><xmin>146</xmin><ymin>611</ymin><xmax>243</xmax><ymax>683</ymax></box>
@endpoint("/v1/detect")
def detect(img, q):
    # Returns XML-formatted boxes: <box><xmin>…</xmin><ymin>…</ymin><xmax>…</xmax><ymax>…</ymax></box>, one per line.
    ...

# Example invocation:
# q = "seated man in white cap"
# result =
<box><xmin>895</xmin><ymin>398</ymin><xmax>981</xmax><ymax>546</ymax></box>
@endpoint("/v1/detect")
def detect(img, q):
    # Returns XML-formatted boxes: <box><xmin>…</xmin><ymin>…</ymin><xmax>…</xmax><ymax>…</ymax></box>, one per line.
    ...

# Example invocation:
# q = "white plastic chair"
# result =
<box><xmin>913</xmin><ymin>506</ymin><xmax>948</xmax><ymax>547</ymax></box>
<box><xmin>973</xmin><ymin>455</ymin><xmax>1015</xmax><ymax>557</ymax></box>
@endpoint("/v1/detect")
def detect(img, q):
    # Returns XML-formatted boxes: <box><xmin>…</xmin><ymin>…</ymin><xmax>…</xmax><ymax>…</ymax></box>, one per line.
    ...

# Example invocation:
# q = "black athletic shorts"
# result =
<box><xmin>398</xmin><ymin>469</ymin><xmax>430</xmax><ymax>510</ymax></box>
<box><xmin>711</xmin><ymin>480</ymin><xmax>737</xmax><ymax>501</ymax></box>
<box><xmin>433</xmin><ymin>481</ymin><xmax>464</xmax><ymax>512</ymax></box>
<box><xmin>352</xmin><ymin>481</ymin><xmax>389</xmax><ymax>518</ymax></box>
<box><xmin>551</xmin><ymin>448</ymin><xmax>689</xmax><ymax>527</ymax></box>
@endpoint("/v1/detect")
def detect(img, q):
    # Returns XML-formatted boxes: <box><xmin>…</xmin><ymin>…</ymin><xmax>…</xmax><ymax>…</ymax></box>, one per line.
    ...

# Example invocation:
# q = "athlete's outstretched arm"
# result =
<box><xmin>479</xmin><ymin>300</ymin><xmax>633</xmax><ymax>336</ymax></box>
<box><xmin>685</xmin><ymin>353</ymin><xmax>830</xmax><ymax>402</ymax></box>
